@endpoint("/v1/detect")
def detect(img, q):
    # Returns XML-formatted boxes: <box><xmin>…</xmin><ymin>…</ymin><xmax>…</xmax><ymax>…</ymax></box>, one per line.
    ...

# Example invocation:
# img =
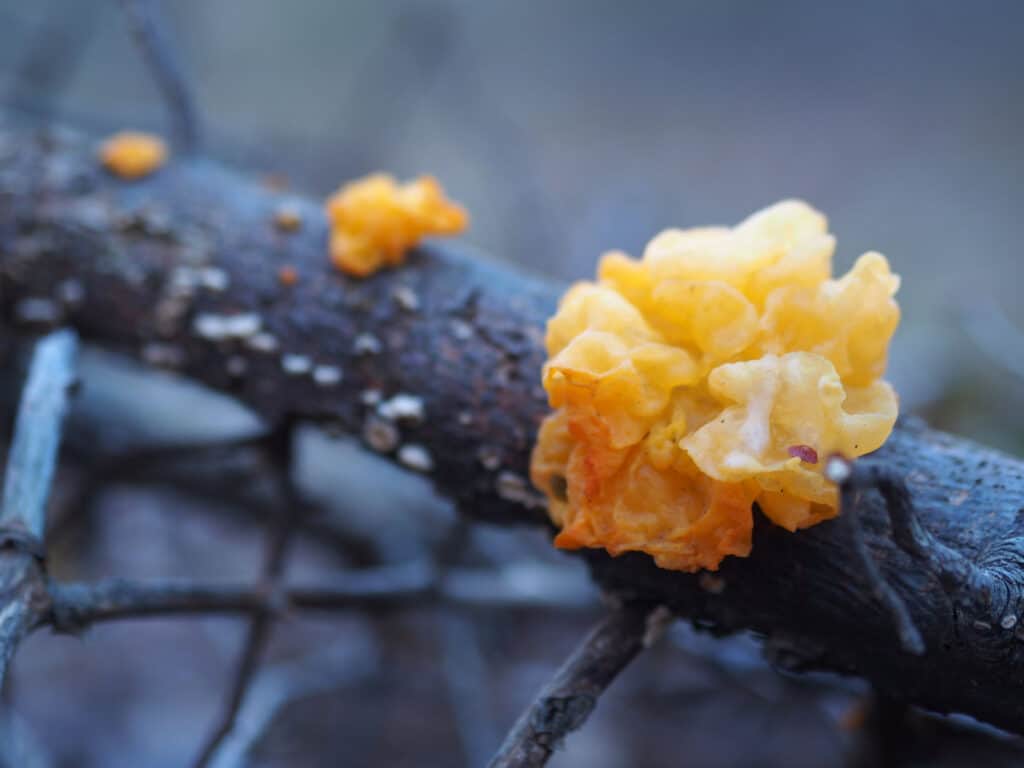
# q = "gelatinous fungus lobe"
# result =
<box><xmin>530</xmin><ymin>201</ymin><xmax>901</xmax><ymax>572</ymax></box>
<box><xmin>325</xmin><ymin>174</ymin><xmax>468</xmax><ymax>277</ymax></box>
<box><xmin>98</xmin><ymin>131</ymin><xmax>168</xmax><ymax>179</ymax></box>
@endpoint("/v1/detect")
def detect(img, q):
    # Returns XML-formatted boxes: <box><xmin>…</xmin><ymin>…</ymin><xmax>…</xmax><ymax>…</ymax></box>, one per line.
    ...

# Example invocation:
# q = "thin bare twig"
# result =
<box><xmin>439</xmin><ymin>612</ymin><xmax>501</xmax><ymax>766</ymax></box>
<box><xmin>46</xmin><ymin>428</ymin><xmax>381</xmax><ymax>566</ymax></box>
<box><xmin>117</xmin><ymin>0</ymin><xmax>200</xmax><ymax>153</ymax></box>
<box><xmin>193</xmin><ymin>423</ymin><xmax>298</xmax><ymax>768</ymax></box>
<box><xmin>204</xmin><ymin>643</ymin><xmax>380</xmax><ymax>768</ymax></box>
<box><xmin>6</xmin><ymin>2</ymin><xmax>99</xmax><ymax>120</ymax></box>
<box><xmin>488</xmin><ymin>602</ymin><xmax>659</xmax><ymax>768</ymax></box>
<box><xmin>434</xmin><ymin>521</ymin><xmax>499</xmax><ymax>767</ymax></box>
<box><xmin>45</xmin><ymin>562</ymin><xmax>595</xmax><ymax>628</ymax></box>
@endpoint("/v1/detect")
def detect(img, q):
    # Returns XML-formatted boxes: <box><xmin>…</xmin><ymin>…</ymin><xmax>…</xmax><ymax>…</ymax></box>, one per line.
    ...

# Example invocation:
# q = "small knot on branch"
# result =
<box><xmin>529</xmin><ymin>695</ymin><xmax>595</xmax><ymax>748</ymax></box>
<box><xmin>0</xmin><ymin>526</ymin><xmax>47</xmax><ymax>561</ymax></box>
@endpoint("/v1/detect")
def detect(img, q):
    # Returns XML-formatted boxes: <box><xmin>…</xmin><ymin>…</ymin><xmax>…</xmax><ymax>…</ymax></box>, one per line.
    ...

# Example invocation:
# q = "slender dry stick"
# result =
<box><xmin>6</xmin><ymin>2</ymin><xmax>99</xmax><ymax>119</ymax></box>
<box><xmin>117</xmin><ymin>0</ymin><xmax>200</xmax><ymax>152</ymax></box>
<box><xmin>44</xmin><ymin>428</ymin><xmax>382</xmax><ymax>566</ymax></box>
<box><xmin>192</xmin><ymin>424</ymin><xmax>297</xmax><ymax>768</ymax></box>
<box><xmin>488</xmin><ymin>602</ymin><xmax>659</xmax><ymax>768</ymax></box>
<box><xmin>434</xmin><ymin>521</ymin><xmax>500</xmax><ymax>767</ymax></box>
<box><xmin>44</xmin><ymin>562</ymin><xmax>594</xmax><ymax>628</ymax></box>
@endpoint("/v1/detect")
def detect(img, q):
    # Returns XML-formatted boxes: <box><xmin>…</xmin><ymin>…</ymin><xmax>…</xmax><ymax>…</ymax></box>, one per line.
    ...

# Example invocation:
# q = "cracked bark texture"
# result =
<box><xmin>3</xmin><ymin>118</ymin><xmax>1024</xmax><ymax>734</ymax></box>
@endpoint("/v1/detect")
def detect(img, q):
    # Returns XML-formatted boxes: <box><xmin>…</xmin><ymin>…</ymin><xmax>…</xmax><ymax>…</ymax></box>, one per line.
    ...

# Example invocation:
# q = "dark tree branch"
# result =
<box><xmin>116</xmin><ymin>0</ymin><xmax>200</xmax><ymax>153</ymax></box>
<box><xmin>489</xmin><ymin>602</ymin><xmax>659</xmax><ymax>767</ymax></box>
<box><xmin>4</xmin><ymin>119</ymin><xmax>1024</xmax><ymax>734</ymax></box>
<box><xmin>0</xmin><ymin>330</ymin><xmax>77</xmax><ymax>688</ymax></box>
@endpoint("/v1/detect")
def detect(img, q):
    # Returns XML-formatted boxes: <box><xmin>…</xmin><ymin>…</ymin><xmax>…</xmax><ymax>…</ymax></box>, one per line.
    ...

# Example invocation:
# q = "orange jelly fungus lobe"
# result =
<box><xmin>98</xmin><ymin>131</ymin><xmax>167</xmax><ymax>179</ymax></box>
<box><xmin>325</xmin><ymin>174</ymin><xmax>468</xmax><ymax>277</ymax></box>
<box><xmin>278</xmin><ymin>265</ymin><xmax>299</xmax><ymax>286</ymax></box>
<box><xmin>530</xmin><ymin>200</ymin><xmax>901</xmax><ymax>572</ymax></box>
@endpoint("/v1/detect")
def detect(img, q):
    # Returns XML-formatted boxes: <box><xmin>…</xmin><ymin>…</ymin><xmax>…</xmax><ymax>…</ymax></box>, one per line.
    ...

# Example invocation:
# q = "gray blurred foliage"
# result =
<box><xmin>2</xmin><ymin>1</ymin><xmax>1024</xmax><ymax>766</ymax></box>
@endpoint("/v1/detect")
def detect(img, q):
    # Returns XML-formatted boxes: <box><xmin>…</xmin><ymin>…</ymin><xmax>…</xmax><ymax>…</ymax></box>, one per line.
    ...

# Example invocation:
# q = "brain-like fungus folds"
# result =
<box><xmin>325</xmin><ymin>174</ymin><xmax>468</xmax><ymax>277</ymax></box>
<box><xmin>98</xmin><ymin>131</ymin><xmax>168</xmax><ymax>179</ymax></box>
<box><xmin>530</xmin><ymin>200</ymin><xmax>900</xmax><ymax>571</ymax></box>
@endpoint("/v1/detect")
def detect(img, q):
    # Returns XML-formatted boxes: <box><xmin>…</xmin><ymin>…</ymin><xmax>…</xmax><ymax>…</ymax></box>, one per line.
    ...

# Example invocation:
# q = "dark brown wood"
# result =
<box><xmin>3</xmin><ymin>119</ymin><xmax>1024</xmax><ymax>734</ymax></box>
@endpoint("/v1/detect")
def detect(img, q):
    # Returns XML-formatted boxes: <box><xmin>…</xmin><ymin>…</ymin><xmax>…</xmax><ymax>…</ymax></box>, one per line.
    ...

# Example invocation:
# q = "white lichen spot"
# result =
<box><xmin>223</xmin><ymin>313</ymin><xmax>261</xmax><ymax>338</ymax></box>
<box><xmin>496</xmin><ymin>471</ymin><xmax>543</xmax><ymax>507</ymax></box>
<box><xmin>1002</xmin><ymin>614</ymin><xmax>1018</xmax><ymax>630</ymax></box>
<box><xmin>457</xmin><ymin>411</ymin><xmax>473</xmax><ymax>427</ymax></box>
<box><xmin>378</xmin><ymin>394</ymin><xmax>425</xmax><ymax>423</ymax></box>
<box><xmin>313</xmin><ymin>364</ymin><xmax>343</xmax><ymax>387</ymax></box>
<box><xmin>281</xmin><ymin>353</ymin><xmax>312</xmax><ymax>375</ymax></box>
<box><xmin>363</xmin><ymin>417</ymin><xmax>399</xmax><ymax>454</ymax></box>
<box><xmin>477</xmin><ymin>446</ymin><xmax>501</xmax><ymax>471</ymax></box>
<box><xmin>948</xmin><ymin>489</ymin><xmax>970</xmax><ymax>507</ymax></box>
<box><xmin>199</xmin><ymin>267</ymin><xmax>230</xmax><ymax>292</ymax></box>
<box><xmin>246</xmin><ymin>333</ymin><xmax>279</xmax><ymax>354</ymax></box>
<box><xmin>393</xmin><ymin>286</ymin><xmax>420</xmax><ymax>312</ymax></box>
<box><xmin>451</xmin><ymin>319</ymin><xmax>473</xmax><ymax>341</ymax></box>
<box><xmin>193</xmin><ymin>313</ymin><xmax>228</xmax><ymax>340</ymax></box>
<box><xmin>825</xmin><ymin>455</ymin><xmax>852</xmax><ymax>484</ymax></box>
<box><xmin>354</xmin><ymin>333</ymin><xmax>382</xmax><ymax>355</ymax></box>
<box><xmin>398</xmin><ymin>443</ymin><xmax>434</xmax><ymax>473</ymax></box>
<box><xmin>193</xmin><ymin>312</ymin><xmax>262</xmax><ymax>341</ymax></box>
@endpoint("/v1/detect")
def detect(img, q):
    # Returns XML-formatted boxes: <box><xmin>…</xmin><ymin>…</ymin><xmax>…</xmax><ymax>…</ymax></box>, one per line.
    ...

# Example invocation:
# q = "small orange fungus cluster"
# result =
<box><xmin>530</xmin><ymin>200</ymin><xmax>900</xmax><ymax>572</ymax></box>
<box><xmin>98</xmin><ymin>131</ymin><xmax>167</xmax><ymax>179</ymax></box>
<box><xmin>325</xmin><ymin>174</ymin><xmax>468</xmax><ymax>277</ymax></box>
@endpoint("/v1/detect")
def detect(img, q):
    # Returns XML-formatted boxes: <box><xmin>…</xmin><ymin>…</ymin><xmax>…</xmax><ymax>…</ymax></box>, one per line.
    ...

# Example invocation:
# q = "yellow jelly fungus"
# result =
<box><xmin>325</xmin><ymin>174</ymin><xmax>468</xmax><ymax>278</ymax></box>
<box><xmin>98</xmin><ymin>131</ymin><xmax>168</xmax><ymax>179</ymax></box>
<box><xmin>530</xmin><ymin>200</ymin><xmax>900</xmax><ymax>572</ymax></box>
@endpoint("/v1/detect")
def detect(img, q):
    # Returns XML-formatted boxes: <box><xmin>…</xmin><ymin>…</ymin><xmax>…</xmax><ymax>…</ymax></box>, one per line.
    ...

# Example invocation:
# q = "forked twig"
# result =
<box><xmin>0</xmin><ymin>330</ymin><xmax>77</xmax><ymax>688</ymax></box>
<box><xmin>192</xmin><ymin>423</ymin><xmax>297</xmax><ymax>768</ymax></box>
<box><xmin>488</xmin><ymin>602</ymin><xmax>660</xmax><ymax>768</ymax></box>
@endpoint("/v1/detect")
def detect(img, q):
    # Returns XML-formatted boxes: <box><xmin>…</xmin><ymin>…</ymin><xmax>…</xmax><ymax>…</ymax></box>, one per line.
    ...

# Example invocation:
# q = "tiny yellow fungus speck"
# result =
<box><xmin>98</xmin><ymin>131</ymin><xmax>167</xmax><ymax>179</ymax></box>
<box><xmin>325</xmin><ymin>174</ymin><xmax>468</xmax><ymax>277</ymax></box>
<box><xmin>530</xmin><ymin>200</ymin><xmax>900</xmax><ymax>572</ymax></box>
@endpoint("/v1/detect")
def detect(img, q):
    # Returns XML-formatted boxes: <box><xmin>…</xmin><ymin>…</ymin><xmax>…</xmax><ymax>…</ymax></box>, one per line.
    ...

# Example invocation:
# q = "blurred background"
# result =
<box><xmin>1</xmin><ymin>1</ymin><xmax>1024</xmax><ymax>766</ymax></box>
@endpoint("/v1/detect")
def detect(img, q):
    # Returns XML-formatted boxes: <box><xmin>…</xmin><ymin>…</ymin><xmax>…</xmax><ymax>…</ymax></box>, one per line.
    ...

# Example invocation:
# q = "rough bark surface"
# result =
<box><xmin>3</xmin><ymin>119</ymin><xmax>1024</xmax><ymax>734</ymax></box>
